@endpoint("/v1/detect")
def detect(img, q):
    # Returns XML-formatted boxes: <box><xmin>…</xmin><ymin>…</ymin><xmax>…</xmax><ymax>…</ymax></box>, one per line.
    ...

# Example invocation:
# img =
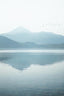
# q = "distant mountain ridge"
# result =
<box><xmin>0</xmin><ymin>35</ymin><xmax>64</xmax><ymax>49</ymax></box>
<box><xmin>2</xmin><ymin>27</ymin><xmax>64</xmax><ymax>44</ymax></box>
<box><xmin>0</xmin><ymin>27</ymin><xmax>64</xmax><ymax>49</ymax></box>
<box><xmin>0</xmin><ymin>36</ymin><xmax>22</xmax><ymax>49</ymax></box>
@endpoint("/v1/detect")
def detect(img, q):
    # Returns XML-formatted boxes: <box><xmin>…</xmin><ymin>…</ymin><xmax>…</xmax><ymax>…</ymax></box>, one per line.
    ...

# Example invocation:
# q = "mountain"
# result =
<box><xmin>2</xmin><ymin>27</ymin><xmax>64</xmax><ymax>44</ymax></box>
<box><xmin>0</xmin><ymin>35</ymin><xmax>64</xmax><ymax>49</ymax></box>
<box><xmin>0</xmin><ymin>36</ymin><xmax>22</xmax><ymax>49</ymax></box>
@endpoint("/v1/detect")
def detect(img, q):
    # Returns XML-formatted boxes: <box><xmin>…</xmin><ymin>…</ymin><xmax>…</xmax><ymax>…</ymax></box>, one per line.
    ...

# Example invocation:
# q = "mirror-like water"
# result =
<box><xmin>0</xmin><ymin>50</ymin><xmax>64</xmax><ymax>96</ymax></box>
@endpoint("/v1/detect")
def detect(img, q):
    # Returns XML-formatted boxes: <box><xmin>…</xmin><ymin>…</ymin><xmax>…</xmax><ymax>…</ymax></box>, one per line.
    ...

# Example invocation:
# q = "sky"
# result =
<box><xmin>0</xmin><ymin>0</ymin><xmax>64</xmax><ymax>35</ymax></box>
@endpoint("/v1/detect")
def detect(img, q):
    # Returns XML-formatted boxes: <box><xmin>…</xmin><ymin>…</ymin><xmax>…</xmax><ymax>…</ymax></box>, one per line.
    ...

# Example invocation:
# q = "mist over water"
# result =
<box><xmin>0</xmin><ymin>50</ymin><xmax>64</xmax><ymax>96</ymax></box>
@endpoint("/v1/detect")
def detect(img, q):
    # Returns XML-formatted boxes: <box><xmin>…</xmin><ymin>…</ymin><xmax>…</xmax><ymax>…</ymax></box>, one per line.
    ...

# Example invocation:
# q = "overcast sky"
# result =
<box><xmin>0</xmin><ymin>0</ymin><xmax>64</xmax><ymax>35</ymax></box>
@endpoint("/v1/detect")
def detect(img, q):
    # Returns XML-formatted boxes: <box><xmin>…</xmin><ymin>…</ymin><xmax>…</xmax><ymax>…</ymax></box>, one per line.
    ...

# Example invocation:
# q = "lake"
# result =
<box><xmin>0</xmin><ymin>50</ymin><xmax>64</xmax><ymax>96</ymax></box>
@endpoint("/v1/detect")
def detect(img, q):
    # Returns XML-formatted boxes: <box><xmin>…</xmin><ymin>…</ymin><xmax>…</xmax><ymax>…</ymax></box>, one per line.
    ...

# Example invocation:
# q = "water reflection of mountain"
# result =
<box><xmin>0</xmin><ymin>53</ymin><xmax>64</xmax><ymax>70</ymax></box>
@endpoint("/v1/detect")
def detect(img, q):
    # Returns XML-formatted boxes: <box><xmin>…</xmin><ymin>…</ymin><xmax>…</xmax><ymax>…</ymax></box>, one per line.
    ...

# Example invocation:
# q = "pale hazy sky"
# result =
<box><xmin>0</xmin><ymin>0</ymin><xmax>64</xmax><ymax>35</ymax></box>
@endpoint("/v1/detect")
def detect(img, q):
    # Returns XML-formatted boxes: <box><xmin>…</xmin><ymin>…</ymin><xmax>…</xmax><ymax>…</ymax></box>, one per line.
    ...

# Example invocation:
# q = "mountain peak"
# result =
<box><xmin>10</xmin><ymin>26</ymin><xmax>31</xmax><ymax>34</ymax></box>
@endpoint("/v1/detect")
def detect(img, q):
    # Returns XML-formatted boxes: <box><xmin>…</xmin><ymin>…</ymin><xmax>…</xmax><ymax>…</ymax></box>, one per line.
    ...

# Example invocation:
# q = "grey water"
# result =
<box><xmin>0</xmin><ymin>50</ymin><xmax>64</xmax><ymax>96</ymax></box>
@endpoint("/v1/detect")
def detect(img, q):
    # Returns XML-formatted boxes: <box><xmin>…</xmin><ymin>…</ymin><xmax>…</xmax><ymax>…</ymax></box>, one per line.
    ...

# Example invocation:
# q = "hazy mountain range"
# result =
<box><xmin>2</xmin><ymin>27</ymin><xmax>64</xmax><ymax>44</ymax></box>
<box><xmin>0</xmin><ymin>27</ymin><xmax>64</xmax><ymax>49</ymax></box>
<box><xmin>0</xmin><ymin>36</ymin><xmax>22</xmax><ymax>49</ymax></box>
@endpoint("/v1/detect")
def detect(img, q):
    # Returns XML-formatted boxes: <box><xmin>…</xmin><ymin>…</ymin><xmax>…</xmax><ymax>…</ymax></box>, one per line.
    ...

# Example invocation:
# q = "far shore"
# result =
<box><xmin>0</xmin><ymin>49</ymin><xmax>64</xmax><ymax>53</ymax></box>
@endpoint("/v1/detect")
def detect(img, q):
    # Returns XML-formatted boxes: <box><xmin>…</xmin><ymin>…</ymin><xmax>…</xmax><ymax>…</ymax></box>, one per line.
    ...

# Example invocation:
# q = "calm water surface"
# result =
<box><xmin>0</xmin><ymin>50</ymin><xmax>64</xmax><ymax>96</ymax></box>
